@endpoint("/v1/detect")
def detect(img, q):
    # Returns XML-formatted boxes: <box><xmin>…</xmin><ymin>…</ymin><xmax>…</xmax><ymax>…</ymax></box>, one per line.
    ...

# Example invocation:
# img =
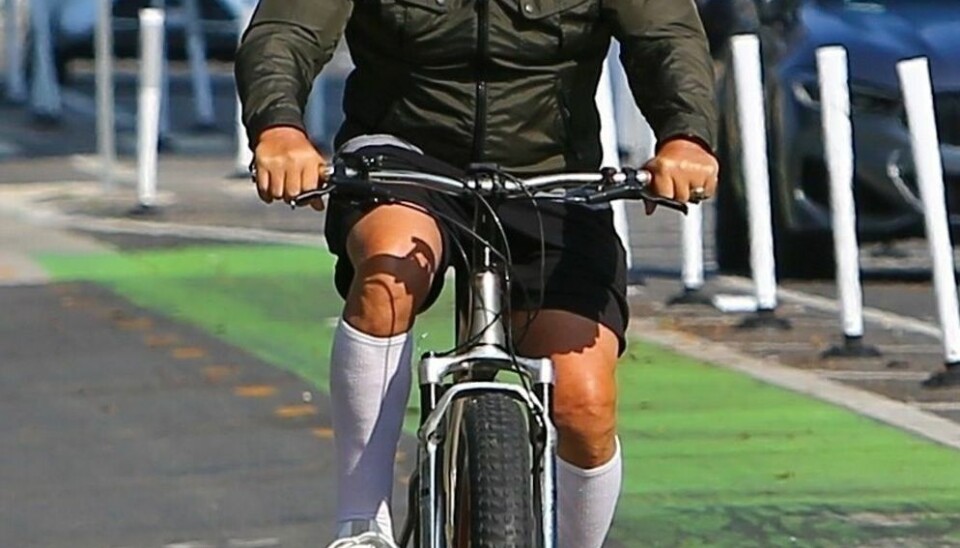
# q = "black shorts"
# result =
<box><xmin>323</xmin><ymin>141</ymin><xmax>630</xmax><ymax>354</ymax></box>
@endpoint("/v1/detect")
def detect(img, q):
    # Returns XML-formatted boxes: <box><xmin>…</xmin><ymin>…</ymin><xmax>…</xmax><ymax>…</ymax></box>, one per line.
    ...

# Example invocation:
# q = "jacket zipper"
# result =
<box><xmin>472</xmin><ymin>0</ymin><xmax>490</xmax><ymax>161</ymax></box>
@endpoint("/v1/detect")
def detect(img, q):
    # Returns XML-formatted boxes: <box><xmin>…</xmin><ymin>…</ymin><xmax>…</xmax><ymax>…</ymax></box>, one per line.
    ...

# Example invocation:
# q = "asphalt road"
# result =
<box><xmin>0</xmin><ymin>282</ymin><xmax>342</xmax><ymax>547</ymax></box>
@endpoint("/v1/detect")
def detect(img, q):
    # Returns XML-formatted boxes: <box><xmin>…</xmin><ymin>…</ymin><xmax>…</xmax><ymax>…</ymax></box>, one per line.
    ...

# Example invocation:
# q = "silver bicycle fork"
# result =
<box><xmin>411</xmin><ymin>264</ymin><xmax>558</xmax><ymax>548</ymax></box>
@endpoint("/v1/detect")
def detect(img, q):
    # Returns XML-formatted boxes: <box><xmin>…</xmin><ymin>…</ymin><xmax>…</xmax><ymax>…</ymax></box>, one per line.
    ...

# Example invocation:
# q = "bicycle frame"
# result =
<box><xmin>401</xmin><ymin>201</ymin><xmax>558</xmax><ymax>548</ymax></box>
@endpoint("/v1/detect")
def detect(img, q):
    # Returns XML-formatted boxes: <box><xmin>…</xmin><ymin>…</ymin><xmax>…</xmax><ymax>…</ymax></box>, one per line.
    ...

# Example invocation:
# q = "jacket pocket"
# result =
<box><xmin>509</xmin><ymin>0</ymin><xmax>599</xmax><ymax>54</ymax></box>
<box><xmin>512</xmin><ymin>0</ymin><xmax>591</xmax><ymax>20</ymax></box>
<box><xmin>395</xmin><ymin>0</ymin><xmax>448</xmax><ymax>13</ymax></box>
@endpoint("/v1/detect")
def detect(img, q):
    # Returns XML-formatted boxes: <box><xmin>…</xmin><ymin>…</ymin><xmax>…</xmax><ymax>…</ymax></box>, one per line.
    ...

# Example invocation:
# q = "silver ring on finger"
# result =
<box><xmin>690</xmin><ymin>187</ymin><xmax>707</xmax><ymax>203</ymax></box>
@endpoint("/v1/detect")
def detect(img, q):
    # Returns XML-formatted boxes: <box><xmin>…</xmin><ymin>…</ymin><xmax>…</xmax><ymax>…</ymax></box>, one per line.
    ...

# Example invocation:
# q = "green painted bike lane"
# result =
<box><xmin>41</xmin><ymin>244</ymin><xmax>960</xmax><ymax>547</ymax></box>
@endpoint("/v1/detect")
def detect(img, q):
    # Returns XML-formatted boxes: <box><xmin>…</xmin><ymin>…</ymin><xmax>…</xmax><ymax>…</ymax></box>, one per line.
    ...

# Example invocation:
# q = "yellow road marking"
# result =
<box><xmin>0</xmin><ymin>266</ymin><xmax>17</xmax><ymax>279</ymax></box>
<box><xmin>115</xmin><ymin>317</ymin><xmax>153</xmax><ymax>330</ymax></box>
<box><xmin>234</xmin><ymin>385</ymin><xmax>278</xmax><ymax>398</ymax></box>
<box><xmin>312</xmin><ymin>427</ymin><xmax>334</xmax><ymax>439</ymax></box>
<box><xmin>202</xmin><ymin>365</ymin><xmax>237</xmax><ymax>383</ymax></box>
<box><xmin>274</xmin><ymin>404</ymin><xmax>318</xmax><ymax>419</ymax></box>
<box><xmin>171</xmin><ymin>347</ymin><xmax>206</xmax><ymax>360</ymax></box>
<box><xmin>144</xmin><ymin>334</ymin><xmax>179</xmax><ymax>347</ymax></box>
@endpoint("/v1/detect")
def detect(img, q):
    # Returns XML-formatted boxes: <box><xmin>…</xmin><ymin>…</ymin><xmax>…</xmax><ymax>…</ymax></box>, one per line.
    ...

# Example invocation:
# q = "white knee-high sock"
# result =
<box><xmin>557</xmin><ymin>438</ymin><xmax>623</xmax><ymax>548</ymax></box>
<box><xmin>330</xmin><ymin>319</ymin><xmax>413</xmax><ymax>539</ymax></box>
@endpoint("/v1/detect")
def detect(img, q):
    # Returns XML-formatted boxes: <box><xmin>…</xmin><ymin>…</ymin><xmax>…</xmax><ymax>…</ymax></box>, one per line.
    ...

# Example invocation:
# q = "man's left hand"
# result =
<box><xmin>642</xmin><ymin>138</ymin><xmax>719</xmax><ymax>215</ymax></box>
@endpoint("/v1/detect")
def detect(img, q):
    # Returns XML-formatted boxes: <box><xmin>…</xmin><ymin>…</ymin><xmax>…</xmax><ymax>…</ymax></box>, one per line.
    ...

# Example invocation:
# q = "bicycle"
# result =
<box><xmin>294</xmin><ymin>153</ymin><xmax>687</xmax><ymax>548</ymax></box>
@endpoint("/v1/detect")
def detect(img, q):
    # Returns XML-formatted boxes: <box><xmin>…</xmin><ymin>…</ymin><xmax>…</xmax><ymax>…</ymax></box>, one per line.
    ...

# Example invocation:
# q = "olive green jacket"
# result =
<box><xmin>235</xmin><ymin>0</ymin><xmax>717</xmax><ymax>173</ymax></box>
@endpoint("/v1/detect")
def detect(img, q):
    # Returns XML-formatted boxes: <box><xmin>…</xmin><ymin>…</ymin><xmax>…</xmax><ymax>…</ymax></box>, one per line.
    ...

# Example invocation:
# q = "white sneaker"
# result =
<box><xmin>326</xmin><ymin>520</ymin><xmax>399</xmax><ymax>548</ymax></box>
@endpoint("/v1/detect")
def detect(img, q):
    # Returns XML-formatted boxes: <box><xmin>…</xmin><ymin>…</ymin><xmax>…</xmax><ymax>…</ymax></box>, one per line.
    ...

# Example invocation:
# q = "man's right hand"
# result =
<box><xmin>253</xmin><ymin>126</ymin><xmax>328</xmax><ymax>211</ymax></box>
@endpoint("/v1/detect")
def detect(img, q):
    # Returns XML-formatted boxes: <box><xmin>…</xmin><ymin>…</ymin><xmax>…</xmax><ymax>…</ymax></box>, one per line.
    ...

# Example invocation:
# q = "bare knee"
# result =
<box><xmin>513</xmin><ymin>310</ymin><xmax>620</xmax><ymax>469</ymax></box>
<box><xmin>345</xmin><ymin>257</ymin><xmax>433</xmax><ymax>336</ymax></box>
<box><xmin>343</xmin><ymin>204</ymin><xmax>443</xmax><ymax>337</ymax></box>
<box><xmin>554</xmin><ymin>390</ymin><xmax>617</xmax><ymax>469</ymax></box>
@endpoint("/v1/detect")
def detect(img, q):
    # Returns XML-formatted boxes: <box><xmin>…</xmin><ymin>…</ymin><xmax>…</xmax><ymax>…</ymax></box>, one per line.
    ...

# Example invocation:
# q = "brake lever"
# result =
<box><xmin>583</xmin><ymin>186</ymin><xmax>688</xmax><ymax>214</ymax></box>
<box><xmin>639</xmin><ymin>190</ymin><xmax>689</xmax><ymax>214</ymax></box>
<box><xmin>291</xmin><ymin>187</ymin><xmax>333</xmax><ymax>209</ymax></box>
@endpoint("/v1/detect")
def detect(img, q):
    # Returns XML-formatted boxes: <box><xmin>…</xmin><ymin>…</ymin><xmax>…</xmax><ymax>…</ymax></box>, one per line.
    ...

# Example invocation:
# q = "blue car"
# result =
<box><xmin>711</xmin><ymin>0</ymin><xmax>960</xmax><ymax>277</ymax></box>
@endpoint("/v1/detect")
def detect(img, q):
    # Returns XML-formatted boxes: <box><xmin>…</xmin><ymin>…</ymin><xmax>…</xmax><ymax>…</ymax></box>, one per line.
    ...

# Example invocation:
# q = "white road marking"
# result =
<box><xmin>68</xmin><ymin>214</ymin><xmax>324</xmax><ymax>247</ymax></box>
<box><xmin>810</xmin><ymin>369</ymin><xmax>932</xmax><ymax>381</ymax></box>
<box><xmin>70</xmin><ymin>154</ymin><xmax>138</xmax><ymax>181</ymax></box>
<box><xmin>0</xmin><ymin>182</ymin><xmax>323</xmax><ymax>247</ymax></box>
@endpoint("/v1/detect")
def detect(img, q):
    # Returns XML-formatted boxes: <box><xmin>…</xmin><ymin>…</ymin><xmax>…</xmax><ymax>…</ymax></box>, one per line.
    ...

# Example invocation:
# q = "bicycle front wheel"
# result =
<box><xmin>453</xmin><ymin>392</ymin><xmax>536</xmax><ymax>548</ymax></box>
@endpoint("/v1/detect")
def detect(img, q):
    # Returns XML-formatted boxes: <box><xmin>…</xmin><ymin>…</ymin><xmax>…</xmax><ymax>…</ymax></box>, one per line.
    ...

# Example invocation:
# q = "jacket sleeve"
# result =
<box><xmin>603</xmin><ymin>0</ymin><xmax>717</xmax><ymax>152</ymax></box>
<box><xmin>234</xmin><ymin>0</ymin><xmax>353</xmax><ymax>147</ymax></box>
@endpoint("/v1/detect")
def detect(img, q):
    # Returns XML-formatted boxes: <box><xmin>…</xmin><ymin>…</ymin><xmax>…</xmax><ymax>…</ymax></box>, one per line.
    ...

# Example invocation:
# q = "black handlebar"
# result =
<box><xmin>290</xmin><ymin>160</ymin><xmax>688</xmax><ymax>214</ymax></box>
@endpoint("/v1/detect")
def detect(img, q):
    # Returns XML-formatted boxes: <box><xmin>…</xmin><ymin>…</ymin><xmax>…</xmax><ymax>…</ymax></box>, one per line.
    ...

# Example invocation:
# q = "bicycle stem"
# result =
<box><xmin>469</xmin><ymin>249</ymin><xmax>506</xmax><ymax>348</ymax></box>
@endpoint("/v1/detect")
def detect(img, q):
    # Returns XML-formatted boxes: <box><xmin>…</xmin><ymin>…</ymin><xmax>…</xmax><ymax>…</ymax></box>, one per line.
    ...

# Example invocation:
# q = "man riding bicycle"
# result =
<box><xmin>235</xmin><ymin>0</ymin><xmax>718</xmax><ymax>545</ymax></box>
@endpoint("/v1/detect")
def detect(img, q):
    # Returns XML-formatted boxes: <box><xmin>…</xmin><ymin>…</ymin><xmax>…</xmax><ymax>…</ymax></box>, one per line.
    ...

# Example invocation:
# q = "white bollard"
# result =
<box><xmin>234</xmin><ymin>6</ymin><xmax>255</xmax><ymax>175</ymax></box>
<box><xmin>897</xmin><ymin>57</ymin><xmax>960</xmax><ymax>379</ymax></box>
<box><xmin>137</xmin><ymin>8</ymin><xmax>165</xmax><ymax>209</ymax></box>
<box><xmin>681</xmin><ymin>204</ymin><xmax>705</xmax><ymax>291</ymax></box>
<box><xmin>609</xmin><ymin>42</ymin><xmax>653</xmax><ymax>166</ymax></box>
<box><xmin>182</xmin><ymin>0</ymin><xmax>215</xmax><ymax>128</ymax></box>
<box><xmin>597</xmin><ymin>48</ymin><xmax>633</xmax><ymax>271</ymax></box>
<box><xmin>96</xmin><ymin>0</ymin><xmax>116</xmax><ymax>189</ymax></box>
<box><xmin>27</xmin><ymin>0</ymin><xmax>61</xmax><ymax>120</ymax></box>
<box><xmin>817</xmin><ymin>46</ymin><xmax>878</xmax><ymax>357</ymax></box>
<box><xmin>730</xmin><ymin>34</ymin><xmax>786</xmax><ymax>327</ymax></box>
<box><xmin>4</xmin><ymin>0</ymin><xmax>27</xmax><ymax>102</ymax></box>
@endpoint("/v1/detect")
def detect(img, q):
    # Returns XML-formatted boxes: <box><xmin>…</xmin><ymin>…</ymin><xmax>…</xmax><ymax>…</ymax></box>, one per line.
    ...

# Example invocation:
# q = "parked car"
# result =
<box><xmin>35</xmin><ymin>0</ymin><xmax>253</xmax><ymax>81</ymax></box>
<box><xmin>712</xmin><ymin>0</ymin><xmax>960</xmax><ymax>277</ymax></box>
